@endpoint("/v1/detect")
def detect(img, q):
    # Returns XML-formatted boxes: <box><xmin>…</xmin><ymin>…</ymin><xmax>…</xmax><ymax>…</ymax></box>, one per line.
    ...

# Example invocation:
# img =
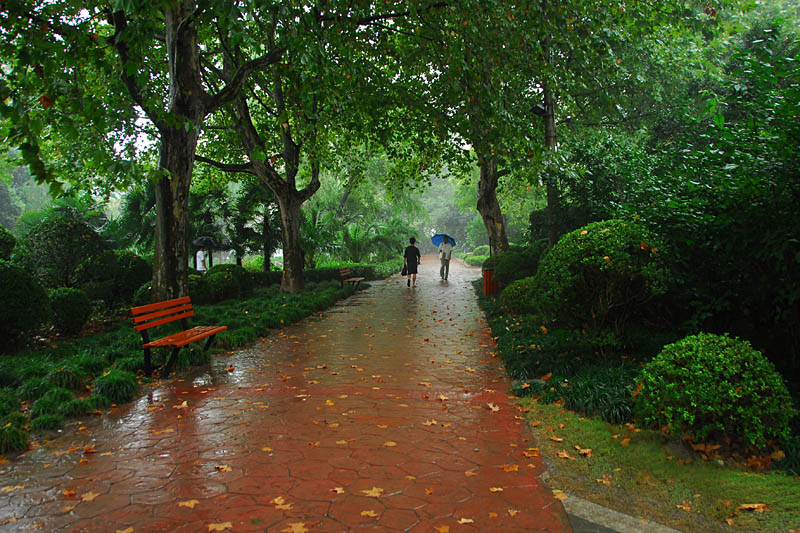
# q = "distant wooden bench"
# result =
<box><xmin>131</xmin><ymin>296</ymin><xmax>227</xmax><ymax>378</ymax></box>
<box><xmin>338</xmin><ymin>266</ymin><xmax>365</xmax><ymax>289</ymax></box>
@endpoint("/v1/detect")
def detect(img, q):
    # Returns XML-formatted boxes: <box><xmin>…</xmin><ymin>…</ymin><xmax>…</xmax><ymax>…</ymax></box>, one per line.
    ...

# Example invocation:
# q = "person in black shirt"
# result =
<box><xmin>403</xmin><ymin>237</ymin><xmax>421</xmax><ymax>288</ymax></box>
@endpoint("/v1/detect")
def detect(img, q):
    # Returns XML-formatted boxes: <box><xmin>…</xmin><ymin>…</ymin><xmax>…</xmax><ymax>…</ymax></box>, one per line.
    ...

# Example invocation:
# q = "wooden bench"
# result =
<box><xmin>338</xmin><ymin>266</ymin><xmax>365</xmax><ymax>289</ymax></box>
<box><xmin>131</xmin><ymin>296</ymin><xmax>227</xmax><ymax>378</ymax></box>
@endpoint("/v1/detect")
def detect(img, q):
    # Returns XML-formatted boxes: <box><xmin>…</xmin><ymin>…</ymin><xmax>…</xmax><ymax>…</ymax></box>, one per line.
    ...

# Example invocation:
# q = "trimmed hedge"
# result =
<box><xmin>636</xmin><ymin>333</ymin><xmax>795</xmax><ymax>448</ymax></box>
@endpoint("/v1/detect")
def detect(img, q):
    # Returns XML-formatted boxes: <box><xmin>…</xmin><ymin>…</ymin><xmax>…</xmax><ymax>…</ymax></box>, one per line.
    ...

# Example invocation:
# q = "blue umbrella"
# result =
<box><xmin>431</xmin><ymin>234</ymin><xmax>456</xmax><ymax>247</ymax></box>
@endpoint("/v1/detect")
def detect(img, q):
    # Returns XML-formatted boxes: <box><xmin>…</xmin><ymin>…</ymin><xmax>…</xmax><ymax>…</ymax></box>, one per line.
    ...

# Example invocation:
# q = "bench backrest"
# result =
<box><xmin>131</xmin><ymin>296</ymin><xmax>194</xmax><ymax>332</ymax></box>
<box><xmin>338</xmin><ymin>266</ymin><xmax>352</xmax><ymax>278</ymax></box>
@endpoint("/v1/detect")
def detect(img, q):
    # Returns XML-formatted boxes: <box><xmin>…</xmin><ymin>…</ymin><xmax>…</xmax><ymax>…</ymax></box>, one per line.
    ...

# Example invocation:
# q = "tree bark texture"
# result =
<box><xmin>476</xmin><ymin>154</ymin><xmax>509</xmax><ymax>257</ymax></box>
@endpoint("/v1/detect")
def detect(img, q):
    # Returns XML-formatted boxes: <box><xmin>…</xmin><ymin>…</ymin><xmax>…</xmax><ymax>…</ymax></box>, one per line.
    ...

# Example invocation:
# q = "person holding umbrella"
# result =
<box><xmin>432</xmin><ymin>234</ymin><xmax>455</xmax><ymax>281</ymax></box>
<box><xmin>196</xmin><ymin>247</ymin><xmax>208</xmax><ymax>273</ymax></box>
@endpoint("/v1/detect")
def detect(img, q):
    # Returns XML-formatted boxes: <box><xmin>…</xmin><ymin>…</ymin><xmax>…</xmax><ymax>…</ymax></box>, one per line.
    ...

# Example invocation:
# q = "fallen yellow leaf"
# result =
<box><xmin>489</xmin><ymin>487</ymin><xmax>504</xmax><ymax>492</ymax></box>
<box><xmin>508</xmin><ymin>509</ymin><xmax>520</xmax><ymax>516</ymax></box>
<box><xmin>281</xmin><ymin>523</ymin><xmax>308</xmax><ymax>533</ymax></box>
<box><xmin>434</xmin><ymin>526</ymin><xmax>450</xmax><ymax>533</ymax></box>
<box><xmin>208</xmin><ymin>522</ymin><xmax>233</xmax><ymax>531</ymax></box>
<box><xmin>552</xmin><ymin>489</ymin><xmax>568</xmax><ymax>501</ymax></box>
<box><xmin>62</xmin><ymin>488</ymin><xmax>76</xmax><ymax>498</ymax></box>
<box><xmin>676</xmin><ymin>500</ymin><xmax>692</xmax><ymax>512</ymax></box>
<box><xmin>360</xmin><ymin>510</ymin><xmax>378</xmax><ymax>517</ymax></box>
<box><xmin>737</xmin><ymin>503</ymin><xmax>770</xmax><ymax>513</ymax></box>
<box><xmin>556</xmin><ymin>450</ymin><xmax>575</xmax><ymax>460</ymax></box>
<box><xmin>383</xmin><ymin>441</ymin><xmax>397</xmax><ymax>447</ymax></box>
<box><xmin>116</xmin><ymin>528</ymin><xmax>134</xmax><ymax>533</ymax></box>
<box><xmin>549</xmin><ymin>436</ymin><xmax>564</xmax><ymax>443</ymax></box>
<box><xmin>502</xmin><ymin>464</ymin><xmax>519</xmax><ymax>472</ymax></box>
<box><xmin>361</xmin><ymin>487</ymin><xmax>384</xmax><ymax>497</ymax></box>
<box><xmin>331</xmin><ymin>487</ymin><xmax>345</xmax><ymax>494</ymax></box>
<box><xmin>81</xmin><ymin>491</ymin><xmax>100</xmax><ymax>502</ymax></box>
<box><xmin>487</xmin><ymin>402</ymin><xmax>500</xmax><ymax>412</ymax></box>
<box><xmin>214</xmin><ymin>464</ymin><xmax>232</xmax><ymax>472</ymax></box>
<box><xmin>178</xmin><ymin>499</ymin><xmax>200</xmax><ymax>508</ymax></box>
<box><xmin>457</xmin><ymin>517</ymin><xmax>474</xmax><ymax>524</ymax></box>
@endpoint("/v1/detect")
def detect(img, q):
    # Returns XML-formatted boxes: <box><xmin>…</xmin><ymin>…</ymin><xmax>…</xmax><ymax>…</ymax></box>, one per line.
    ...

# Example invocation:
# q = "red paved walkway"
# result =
<box><xmin>0</xmin><ymin>257</ymin><xmax>571</xmax><ymax>532</ymax></box>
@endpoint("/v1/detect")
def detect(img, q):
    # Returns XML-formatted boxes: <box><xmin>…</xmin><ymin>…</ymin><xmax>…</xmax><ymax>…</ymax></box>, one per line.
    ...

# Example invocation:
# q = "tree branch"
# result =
<box><xmin>206</xmin><ymin>49</ymin><xmax>285</xmax><ymax>115</ymax></box>
<box><xmin>195</xmin><ymin>155</ymin><xmax>254</xmax><ymax>174</ymax></box>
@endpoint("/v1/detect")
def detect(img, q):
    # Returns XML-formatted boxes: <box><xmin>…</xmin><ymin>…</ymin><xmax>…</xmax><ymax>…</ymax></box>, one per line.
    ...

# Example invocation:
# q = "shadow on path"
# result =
<box><xmin>0</xmin><ymin>257</ymin><xmax>571</xmax><ymax>532</ymax></box>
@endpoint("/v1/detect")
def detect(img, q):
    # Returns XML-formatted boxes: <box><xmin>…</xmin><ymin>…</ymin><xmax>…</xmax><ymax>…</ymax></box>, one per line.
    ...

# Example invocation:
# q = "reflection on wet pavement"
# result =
<box><xmin>0</xmin><ymin>257</ymin><xmax>570</xmax><ymax>532</ymax></box>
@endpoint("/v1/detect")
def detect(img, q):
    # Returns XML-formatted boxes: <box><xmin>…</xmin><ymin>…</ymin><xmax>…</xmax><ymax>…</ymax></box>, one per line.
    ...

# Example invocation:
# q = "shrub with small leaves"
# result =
<box><xmin>0</xmin><ymin>260</ymin><xmax>50</xmax><ymax>342</ymax></box>
<box><xmin>93</xmin><ymin>369</ymin><xmax>138</xmax><ymax>404</ymax></box>
<box><xmin>0</xmin><ymin>227</ymin><xmax>15</xmax><ymax>260</ymax></box>
<box><xmin>493</xmin><ymin>241</ymin><xmax>548</xmax><ymax>289</ymax></box>
<box><xmin>31</xmin><ymin>414</ymin><xmax>64</xmax><ymax>431</ymax></box>
<box><xmin>49</xmin><ymin>287</ymin><xmax>92</xmax><ymax>335</ymax></box>
<box><xmin>498</xmin><ymin>276</ymin><xmax>539</xmax><ymax>315</ymax></box>
<box><xmin>635</xmin><ymin>333</ymin><xmax>796</xmax><ymax>448</ymax></box>
<box><xmin>533</xmin><ymin>219</ymin><xmax>671</xmax><ymax>338</ymax></box>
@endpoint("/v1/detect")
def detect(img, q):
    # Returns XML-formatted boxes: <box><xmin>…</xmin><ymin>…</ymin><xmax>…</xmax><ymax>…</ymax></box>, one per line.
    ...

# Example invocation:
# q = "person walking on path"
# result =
<box><xmin>438</xmin><ymin>234</ymin><xmax>453</xmax><ymax>280</ymax></box>
<box><xmin>196</xmin><ymin>246</ymin><xmax>208</xmax><ymax>273</ymax></box>
<box><xmin>403</xmin><ymin>237</ymin><xmax>421</xmax><ymax>287</ymax></box>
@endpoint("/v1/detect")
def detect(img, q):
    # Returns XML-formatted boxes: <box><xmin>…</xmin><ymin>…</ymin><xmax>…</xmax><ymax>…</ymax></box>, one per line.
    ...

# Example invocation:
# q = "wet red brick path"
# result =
<box><xmin>1</xmin><ymin>257</ymin><xmax>571</xmax><ymax>532</ymax></box>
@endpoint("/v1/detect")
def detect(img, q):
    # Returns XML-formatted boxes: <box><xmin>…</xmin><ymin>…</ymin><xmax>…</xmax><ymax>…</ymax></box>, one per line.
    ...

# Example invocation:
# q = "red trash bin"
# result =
<box><xmin>483</xmin><ymin>269</ymin><xmax>498</xmax><ymax>296</ymax></box>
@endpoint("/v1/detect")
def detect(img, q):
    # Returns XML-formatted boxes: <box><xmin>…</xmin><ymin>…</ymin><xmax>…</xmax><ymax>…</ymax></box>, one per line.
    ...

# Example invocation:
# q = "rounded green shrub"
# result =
<box><xmin>0</xmin><ymin>425</ymin><xmax>29</xmax><ymax>454</ymax></box>
<box><xmin>31</xmin><ymin>414</ymin><xmax>64</xmax><ymax>431</ymax></box>
<box><xmin>473</xmin><ymin>245</ymin><xmax>490</xmax><ymax>256</ymax></box>
<box><xmin>465</xmin><ymin>254</ymin><xmax>488</xmax><ymax>267</ymax></box>
<box><xmin>481</xmin><ymin>255</ymin><xmax>501</xmax><ymax>271</ymax></box>
<box><xmin>93</xmin><ymin>369</ymin><xmax>138</xmax><ymax>404</ymax></box>
<box><xmin>0</xmin><ymin>227</ymin><xmax>15</xmax><ymax>260</ymax></box>
<box><xmin>49</xmin><ymin>287</ymin><xmax>91</xmax><ymax>335</ymax></box>
<box><xmin>493</xmin><ymin>240</ymin><xmax>548</xmax><ymax>288</ymax></box>
<box><xmin>0</xmin><ymin>260</ymin><xmax>50</xmax><ymax>342</ymax></box>
<box><xmin>533</xmin><ymin>219</ymin><xmax>671</xmax><ymax>336</ymax></box>
<box><xmin>498</xmin><ymin>276</ymin><xmax>539</xmax><ymax>315</ymax></box>
<box><xmin>635</xmin><ymin>333</ymin><xmax>795</xmax><ymax>448</ymax></box>
<box><xmin>12</xmin><ymin>209</ymin><xmax>109</xmax><ymax>288</ymax></box>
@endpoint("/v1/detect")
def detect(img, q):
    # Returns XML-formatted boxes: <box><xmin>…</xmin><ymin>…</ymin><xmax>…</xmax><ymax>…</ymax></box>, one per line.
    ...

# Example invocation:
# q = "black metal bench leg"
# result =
<box><xmin>203</xmin><ymin>334</ymin><xmax>217</xmax><ymax>352</ymax></box>
<box><xmin>161</xmin><ymin>346</ymin><xmax>182</xmax><ymax>378</ymax></box>
<box><xmin>143</xmin><ymin>348</ymin><xmax>152</xmax><ymax>377</ymax></box>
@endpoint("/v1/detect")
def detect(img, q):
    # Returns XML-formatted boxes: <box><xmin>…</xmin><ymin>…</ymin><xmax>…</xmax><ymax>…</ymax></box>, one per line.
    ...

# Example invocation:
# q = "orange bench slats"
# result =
<box><xmin>143</xmin><ymin>325</ymin><xmax>228</xmax><ymax>349</ymax></box>
<box><xmin>134</xmin><ymin>310</ymin><xmax>195</xmax><ymax>332</ymax></box>
<box><xmin>131</xmin><ymin>296</ymin><xmax>191</xmax><ymax>316</ymax></box>
<box><xmin>132</xmin><ymin>304</ymin><xmax>194</xmax><ymax>325</ymax></box>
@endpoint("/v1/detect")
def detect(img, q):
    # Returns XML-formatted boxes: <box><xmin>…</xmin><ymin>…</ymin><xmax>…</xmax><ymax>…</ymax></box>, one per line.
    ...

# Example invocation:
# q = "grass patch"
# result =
<box><xmin>524</xmin><ymin>399</ymin><xmax>800</xmax><ymax>532</ymax></box>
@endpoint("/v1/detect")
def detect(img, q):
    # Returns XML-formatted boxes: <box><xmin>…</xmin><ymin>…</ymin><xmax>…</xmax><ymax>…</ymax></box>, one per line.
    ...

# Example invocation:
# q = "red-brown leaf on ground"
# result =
<box><xmin>556</xmin><ymin>450</ymin><xmax>576</xmax><ymax>460</ymax></box>
<box><xmin>737</xmin><ymin>503</ymin><xmax>770</xmax><ymax>513</ymax></box>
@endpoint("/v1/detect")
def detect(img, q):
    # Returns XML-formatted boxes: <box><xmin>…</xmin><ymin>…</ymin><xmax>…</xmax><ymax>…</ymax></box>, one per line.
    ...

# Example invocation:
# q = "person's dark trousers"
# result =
<box><xmin>440</xmin><ymin>258</ymin><xmax>450</xmax><ymax>280</ymax></box>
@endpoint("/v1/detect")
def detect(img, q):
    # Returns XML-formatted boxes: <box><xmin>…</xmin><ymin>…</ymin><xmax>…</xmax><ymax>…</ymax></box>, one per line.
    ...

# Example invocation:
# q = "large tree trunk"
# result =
<box><xmin>276</xmin><ymin>193</ymin><xmax>305</xmax><ymax>292</ymax></box>
<box><xmin>150</xmin><ymin>4</ymin><xmax>203</xmax><ymax>301</ymax></box>
<box><xmin>542</xmin><ymin>83</ymin><xmax>560</xmax><ymax>248</ymax></box>
<box><xmin>476</xmin><ymin>154</ymin><xmax>509</xmax><ymax>257</ymax></box>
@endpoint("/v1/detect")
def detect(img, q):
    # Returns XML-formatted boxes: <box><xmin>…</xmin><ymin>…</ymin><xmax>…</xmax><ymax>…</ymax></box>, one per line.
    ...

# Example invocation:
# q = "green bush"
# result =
<box><xmin>12</xmin><ymin>208</ymin><xmax>109</xmax><ymax>288</ymax></box>
<box><xmin>473</xmin><ymin>245</ymin><xmax>490</xmax><ymax>256</ymax></box>
<box><xmin>17</xmin><ymin>377</ymin><xmax>55</xmax><ymax>402</ymax></box>
<box><xmin>0</xmin><ymin>227</ymin><xmax>15</xmax><ymax>260</ymax></box>
<box><xmin>93</xmin><ymin>369</ymin><xmax>138</xmax><ymax>404</ymax></box>
<box><xmin>31</xmin><ymin>414</ymin><xmax>64</xmax><ymax>430</ymax></box>
<box><xmin>481</xmin><ymin>255</ymin><xmax>501</xmax><ymax>271</ymax></box>
<box><xmin>204</xmin><ymin>269</ymin><xmax>241</xmax><ymax>302</ymax></box>
<box><xmin>498</xmin><ymin>276</ymin><xmax>539</xmax><ymax>315</ymax></box>
<box><xmin>206</xmin><ymin>264</ymin><xmax>252</xmax><ymax>297</ymax></box>
<box><xmin>132</xmin><ymin>281</ymin><xmax>152</xmax><ymax>307</ymax></box>
<box><xmin>114</xmin><ymin>250</ymin><xmax>152</xmax><ymax>305</ymax></box>
<box><xmin>635</xmin><ymin>333</ymin><xmax>796</xmax><ymax>448</ymax></box>
<box><xmin>0</xmin><ymin>425</ymin><xmax>29</xmax><ymax>453</ymax></box>
<box><xmin>0</xmin><ymin>260</ymin><xmax>50</xmax><ymax>343</ymax></box>
<box><xmin>493</xmin><ymin>240</ymin><xmax>548</xmax><ymax>288</ymax></box>
<box><xmin>49</xmin><ymin>287</ymin><xmax>92</xmax><ymax>335</ymax></box>
<box><xmin>533</xmin><ymin>219</ymin><xmax>671</xmax><ymax>338</ymax></box>
<box><xmin>465</xmin><ymin>254</ymin><xmax>488</xmax><ymax>267</ymax></box>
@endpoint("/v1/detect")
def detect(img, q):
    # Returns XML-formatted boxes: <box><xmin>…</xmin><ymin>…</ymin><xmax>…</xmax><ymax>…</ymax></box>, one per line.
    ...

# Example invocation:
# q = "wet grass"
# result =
<box><xmin>524</xmin><ymin>399</ymin><xmax>800</xmax><ymax>532</ymax></box>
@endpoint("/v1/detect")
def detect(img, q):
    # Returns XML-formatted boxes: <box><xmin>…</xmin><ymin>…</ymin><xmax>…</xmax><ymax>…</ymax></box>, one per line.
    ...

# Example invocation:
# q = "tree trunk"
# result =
<box><xmin>277</xmin><ymin>193</ymin><xmax>305</xmax><ymax>293</ymax></box>
<box><xmin>476</xmin><ymin>154</ymin><xmax>509</xmax><ymax>256</ymax></box>
<box><xmin>262</xmin><ymin>204</ymin><xmax>272</xmax><ymax>272</ymax></box>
